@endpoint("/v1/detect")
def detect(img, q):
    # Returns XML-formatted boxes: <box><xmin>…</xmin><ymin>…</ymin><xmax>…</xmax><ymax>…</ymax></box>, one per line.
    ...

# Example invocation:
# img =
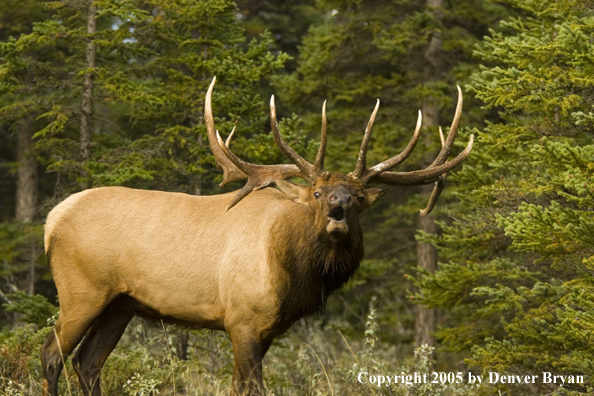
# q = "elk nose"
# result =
<box><xmin>329</xmin><ymin>189</ymin><xmax>352</xmax><ymax>206</ymax></box>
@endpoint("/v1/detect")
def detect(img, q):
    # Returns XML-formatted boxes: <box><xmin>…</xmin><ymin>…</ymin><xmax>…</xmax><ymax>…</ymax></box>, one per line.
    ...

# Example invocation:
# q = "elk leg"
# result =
<box><xmin>72</xmin><ymin>295</ymin><xmax>135</xmax><ymax>396</ymax></box>
<box><xmin>41</xmin><ymin>294</ymin><xmax>113</xmax><ymax>396</ymax></box>
<box><xmin>229</xmin><ymin>327</ymin><xmax>272</xmax><ymax>396</ymax></box>
<box><xmin>262</xmin><ymin>338</ymin><xmax>273</xmax><ymax>357</ymax></box>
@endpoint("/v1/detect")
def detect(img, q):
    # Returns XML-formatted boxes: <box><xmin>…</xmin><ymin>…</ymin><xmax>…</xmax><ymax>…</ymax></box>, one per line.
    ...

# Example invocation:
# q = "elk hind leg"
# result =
<box><xmin>72</xmin><ymin>294</ymin><xmax>136</xmax><ymax>396</ymax></box>
<box><xmin>41</xmin><ymin>294</ymin><xmax>113</xmax><ymax>396</ymax></box>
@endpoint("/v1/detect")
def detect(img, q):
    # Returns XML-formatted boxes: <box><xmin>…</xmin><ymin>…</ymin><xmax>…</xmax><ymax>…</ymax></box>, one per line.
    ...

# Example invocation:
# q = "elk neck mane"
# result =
<box><xmin>268</xmin><ymin>197</ymin><xmax>364</xmax><ymax>317</ymax></box>
<box><xmin>312</xmin><ymin>228</ymin><xmax>364</xmax><ymax>296</ymax></box>
<box><xmin>311</xmin><ymin>173</ymin><xmax>365</xmax><ymax>296</ymax></box>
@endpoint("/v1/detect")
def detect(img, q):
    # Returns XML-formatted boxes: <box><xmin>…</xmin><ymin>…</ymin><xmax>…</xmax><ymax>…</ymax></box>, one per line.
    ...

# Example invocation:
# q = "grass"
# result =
<box><xmin>0</xmin><ymin>299</ymin><xmax>482</xmax><ymax>396</ymax></box>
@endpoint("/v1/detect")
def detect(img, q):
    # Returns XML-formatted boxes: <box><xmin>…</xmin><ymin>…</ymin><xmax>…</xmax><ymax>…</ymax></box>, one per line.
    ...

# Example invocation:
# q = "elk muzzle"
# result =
<box><xmin>326</xmin><ymin>187</ymin><xmax>352</xmax><ymax>237</ymax></box>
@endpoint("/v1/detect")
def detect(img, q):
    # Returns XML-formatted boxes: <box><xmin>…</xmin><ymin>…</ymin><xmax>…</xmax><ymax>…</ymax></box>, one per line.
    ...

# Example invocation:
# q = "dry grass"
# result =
<box><xmin>0</xmin><ymin>302</ymin><xmax>480</xmax><ymax>396</ymax></box>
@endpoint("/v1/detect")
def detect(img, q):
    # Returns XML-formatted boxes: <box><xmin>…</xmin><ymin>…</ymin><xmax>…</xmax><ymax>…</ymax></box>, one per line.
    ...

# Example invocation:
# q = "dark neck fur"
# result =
<box><xmin>272</xmin><ymin>211</ymin><xmax>365</xmax><ymax>323</ymax></box>
<box><xmin>313</xmin><ymin>232</ymin><xmax>364</xmax><ymax>296</ymax></box>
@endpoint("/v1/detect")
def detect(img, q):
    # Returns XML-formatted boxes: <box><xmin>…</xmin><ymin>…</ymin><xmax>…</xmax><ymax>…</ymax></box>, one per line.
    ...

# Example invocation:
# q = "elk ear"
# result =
<box><xmin>361</xmin><ymin>188</ymin><xmax>389</xmax><ymax>211</ymax></box>
<box><xmin>275</xmin><ymin>179</ymin><xmax>311</xmax><ymax>205</ymax></box>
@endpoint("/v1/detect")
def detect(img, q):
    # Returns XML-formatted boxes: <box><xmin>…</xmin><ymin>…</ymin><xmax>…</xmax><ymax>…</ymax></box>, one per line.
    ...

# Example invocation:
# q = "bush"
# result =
<box><xmin>0</xmin><ymin>325</ymin><xmax>49</xmax><ymax>392</ymax></box>
<box><xmin>0</xmin><ymin>299</ymin><xmax>481</xmax><ymax>396</ymax></box>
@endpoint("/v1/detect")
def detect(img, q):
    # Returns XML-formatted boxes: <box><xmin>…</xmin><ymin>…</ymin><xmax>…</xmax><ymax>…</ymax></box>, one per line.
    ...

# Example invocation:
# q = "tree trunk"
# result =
<box><xmin>80</xmin><ymin>0</ymin><xmax>96</xmax><ymax>186</ymax></box>
<box><xmin>16</xmin><ymin>118</ymin><xmax>38</xmax><ymax>295</ymax></box>
<box><xmin>415</xmin><ymin>205</ymin><xmax>437</xmax><ymax>348</ymax></box>
<box><xmin>414</xmin><ymin>0</ymin><xmax>444</xmax><ymax>349</ymax></box>
<box><xmin>415</xmin><ymin>103</ymin><xmax>439</xmax><ymax>349</ymax></box>
<box><xmin>16</xmin><ymin>119</ymin><xmax>37</xmax><ymax>222</ymax></box>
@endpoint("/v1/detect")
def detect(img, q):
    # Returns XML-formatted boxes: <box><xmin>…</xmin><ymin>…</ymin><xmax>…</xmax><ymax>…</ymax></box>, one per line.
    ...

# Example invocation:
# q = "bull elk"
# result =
<box><xmin>41</xmin><ymin>77</ymin><xmax>472</xmax><ymax>396</ymax></box>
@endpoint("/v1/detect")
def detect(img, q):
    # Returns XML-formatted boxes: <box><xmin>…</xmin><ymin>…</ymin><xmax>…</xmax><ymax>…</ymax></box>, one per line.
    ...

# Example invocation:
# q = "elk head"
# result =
<box><xmin>273</xmin><ymin>173</ymin><xmax>387</xmax><ymax>240</ymax></box>
<box><xmin>204</xmin><ymin>77</ymin><xmax>473</xmax><ymax>225</ymax></box>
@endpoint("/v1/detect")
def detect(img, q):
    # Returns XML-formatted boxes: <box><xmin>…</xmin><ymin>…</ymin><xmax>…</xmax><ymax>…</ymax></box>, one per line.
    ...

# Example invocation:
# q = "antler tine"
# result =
<box><xmin>353</xmin><ymin>99</ymin><xmax>380</xmax><ymax>178</ymax></box>
<box><xmin>417</xmin><ymin>87</ymin><xmax>463</xmax><ymax>215</ymax></box>
<box><xmin>205</xmin><ymin>77</ymin><xmax>247</xmax><ymax>187</ymax></box>
<box><xmin>365</xmin><ymin>86</ymin><xmax>472</xmax><ymax>205</ymax></box>
<box><xmin>419</xmin><ymin>127</ymin><xmax>447</xmax><ymax>216</ymax></box>
<box><xmin>215</xmin><ymin>130</ymin><xmax>255</xmax><ymax>176</ymax></box>
<box><xmin>429</xmin><ymin>85</ymin><xmax>463</xmax><ymax>168</ymax></box>
<box><xmin>313</xmin><ymin>100</ymin><xmax>327</xmax><ymax>175</ymax></box>
<box><xmin>225</xmin><ymin>126</ymin><xmax>236</xmax><ymax>148</ymax></box>
<box><xmin>206</xmin><ymin>78</ymin><xmax>306</xmax><ymax>210</ymax></box>
<box><xmin>215</xmin><ymin>130</ymin><xmax>304</xmax><ymax>210</ymax></box>
<box><xmin>419</xmin><ymin>176</ymin><xmax>445</xmax><ymax>216</ymax></box>
<box><xmin>368</xmin><ymin>134</ymin><xmax>474</xmax><ymax>186</ymax></box>
<box><xmin>270</xmin><ymin>95</ymin><xmax>317</xmax><ymax>182</ymax></box>
<box><xmin>360</xmin><ymin>109</ymin><xmax>423</xmax><ymax>184</ymax></box>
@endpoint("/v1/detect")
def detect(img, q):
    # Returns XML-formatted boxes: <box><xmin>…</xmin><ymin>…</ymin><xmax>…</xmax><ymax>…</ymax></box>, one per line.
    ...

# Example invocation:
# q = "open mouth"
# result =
<box><xmin>328</xmin><ymin>206</ymin><xmax>344</xmax><ymax>222</ymax></box>
<box><xmin>327</xmin><ymin>207</ymin><xmax>348</xmax><ymax>235</ymax></box>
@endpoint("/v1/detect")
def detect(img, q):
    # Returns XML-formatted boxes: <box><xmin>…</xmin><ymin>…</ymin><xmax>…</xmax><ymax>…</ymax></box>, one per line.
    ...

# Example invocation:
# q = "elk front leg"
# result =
<box><xmin>228</xmin><ymin>326</ymin><xmax>272</xmax><ymax>396</ymax></box>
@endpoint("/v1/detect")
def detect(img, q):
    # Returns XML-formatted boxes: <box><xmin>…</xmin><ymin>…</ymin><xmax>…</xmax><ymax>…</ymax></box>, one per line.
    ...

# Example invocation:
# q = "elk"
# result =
<box><xmin>40</xmin><ymin>77</ymin><xmax>472</xmax><ymax>396</ymax></box>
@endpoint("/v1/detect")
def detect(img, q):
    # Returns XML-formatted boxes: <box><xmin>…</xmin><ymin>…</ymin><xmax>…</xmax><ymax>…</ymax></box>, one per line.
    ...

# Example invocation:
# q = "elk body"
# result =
<box><xmin>40</xmin><ymin>78</ymin><xmax>472</xmax><ymax>396</ymax></box>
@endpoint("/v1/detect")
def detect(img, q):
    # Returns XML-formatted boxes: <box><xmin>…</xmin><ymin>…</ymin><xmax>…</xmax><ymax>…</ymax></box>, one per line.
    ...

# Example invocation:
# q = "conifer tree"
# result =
<box><xmin>91</xmin><ymin>0</ymin><xmax>290</xmax><ymax>193</ymax></box>
<box><xmin>235</xmin><ymin>0</ymin><xmax>321</xmax><ymax>72</ymax></box>
<box><xmin>416</xmin><ymin>1</ymin><xmax>594</xmax><ymax>393</ymax></box>
<box><xmin>0</xmin><ymin>0</ymin><xmax>287</xmax><ymax>326</ymax></box>
<box><xmin>0</xmin><ymin>0</ymin><xmax>288</xmax><ymax>192</ymax></box>
<box><xmin>0</xmin><ymin>0</ymin><xmax>51</xmax><ymax>316</ymax></box>
<box><xmin>273</xmin><ymin>0</ymin><xmax>507</xmax><ymax>346</ymax></box>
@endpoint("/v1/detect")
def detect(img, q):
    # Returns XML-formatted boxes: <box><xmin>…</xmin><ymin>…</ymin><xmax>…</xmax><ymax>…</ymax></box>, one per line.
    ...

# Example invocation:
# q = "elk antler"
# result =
<box><xmin>205</xmin><ymin>77</ymin><xmax>328</xmax><ymax>210</ymax></box>
<box><xmin>270</xmin><ymin>95</ymin><xmax>318</xmax><ymax>181</ymax></box>
<box><xmin>352</xmin><ymin>107</ymin><xmax>423</xmax><ymax>181</ymax></box>
<box><xmin>352</xmin><ymin>86</ymin><xmax>473</xmax><ymax>215</ymax></box>
<box><xmin>314</xmin><ymin>100</ymin><xmax>327</xmax><ymax>176</ymax></box>
<box><xmin>353</xmin><ymin>99</ymin><xmax>380</xmax><ymax>178</ymax></box>
<box><xmin>419</xmin><ymin>127</ymin><xmax>447</xmax><ymax>216</ymax></box>
<box><xmin>206</xmin><ymin>77</ymin><xmax>472</xmax><ymax>213</ymax></box>
<box><xmin>205</xmin><ymin>77</ymin><xmax>247</xmax><ymax>187</ymax></box>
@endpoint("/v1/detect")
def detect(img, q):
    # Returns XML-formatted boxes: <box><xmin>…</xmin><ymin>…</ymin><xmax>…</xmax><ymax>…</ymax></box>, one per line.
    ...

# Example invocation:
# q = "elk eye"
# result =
<box><xmin>357</xmin><ymin>196</ymin><xmax>365</xmax><ymax>203</ymax></box>
<box><xmin>314</xmin><ymin>191</ymin><xmax>321</xmax><ymax>199</ymax></box>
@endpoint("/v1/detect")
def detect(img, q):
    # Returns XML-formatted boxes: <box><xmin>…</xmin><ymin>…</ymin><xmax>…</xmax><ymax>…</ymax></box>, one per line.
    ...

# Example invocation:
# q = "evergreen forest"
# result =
<box><xmin>0</xmin><ymin>0</ymin><xmax>593</xmax><ymax>395</ymax></box>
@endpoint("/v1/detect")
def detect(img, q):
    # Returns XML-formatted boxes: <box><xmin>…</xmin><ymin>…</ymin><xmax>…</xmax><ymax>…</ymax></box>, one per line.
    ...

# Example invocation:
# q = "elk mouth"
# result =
<box><xmin>327</xmin><ymin>206</ymin><xmax>348</xmax><ymax>236</ymax></box>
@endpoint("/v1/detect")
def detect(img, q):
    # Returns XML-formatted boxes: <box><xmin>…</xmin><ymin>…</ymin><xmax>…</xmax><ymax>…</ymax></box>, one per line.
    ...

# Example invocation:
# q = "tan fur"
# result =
<box><xmin>46</xmin><ymin>187</ymin><xmax>292</xmax><ymax>327</ymax></box>
<box><xmin>41</xmin><ymin>180</ymin><xmax>381</xmax><ymax>396</ymax></box>
<box><xmin>41</xmin><ymin>78</ymin><xmax>468</xmax><ymax>396</ymax></box>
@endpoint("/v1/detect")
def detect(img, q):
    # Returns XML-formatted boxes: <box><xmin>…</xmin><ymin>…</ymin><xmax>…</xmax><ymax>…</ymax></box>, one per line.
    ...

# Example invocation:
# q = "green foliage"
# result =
<box><xmin>0</xmin><ymin>325</ymin><xmax>50</xmax><ymax>387</ymax></box>
<box><xmin>0</xmin><ymin>0</ymin><xmax>289</xmax><ymax>195</ymax></box>
<box><xmin>0</xmin><ymin>222</ymin><xmax>47</xmax><ymax>327</ymax></box>
<box><xmin>273</xmin><ymin>0</ymin><xmax>509</xmax><ymax>351</ymax></box>
<box><xmin>0</xmin><ymin>304</ymin><xmax>480</xmax><ymax>396</ymax></box>
<box><xmin>123</xmin><ymin>373</ymin><xmax>161</xmax><ymax>396</ymax></box>
<box><xmin>2</xmin><ymin>290</ymin><xmax>57</xmax><ymax>329</ymax></box>
<box><xmin>0</xmin><ymin>221</ymin><xmax>42</xmax><ymax>263</ymax></box>
<box><xmin>415</xmin><ymin>1</ymin><xmax>594</xmax><ymax>394</ymax></box>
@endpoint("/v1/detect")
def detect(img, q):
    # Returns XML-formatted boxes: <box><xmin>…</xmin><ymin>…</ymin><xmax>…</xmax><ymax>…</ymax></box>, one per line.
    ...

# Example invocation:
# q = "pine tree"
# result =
<box><xmin>273</xmin><ymin>0</ymin><xmax>507</xmax><ymax>349</ymax></box>
<box><xmin>416</xmin><ymin>1</ymin><xmax>594</xmax><ymax>394</ymax></box>
<box><xmin>0</xmin><ymin>0</ymin><xmax>51</xmax><ymax>323</ymax></box>
<box><xmin>0</xmin><ymin>0</ymin><xmax>288</xmax><ymax>326</ymax></box>
<box><xmin>89</xmin><ymin>0</ymin><xmax>290</xmax><ymax>194</ymax></box>
<box><xmin>235</xmin><ymin>0</ymin><xmax>321</xmax><ymax>72</ymax></box>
